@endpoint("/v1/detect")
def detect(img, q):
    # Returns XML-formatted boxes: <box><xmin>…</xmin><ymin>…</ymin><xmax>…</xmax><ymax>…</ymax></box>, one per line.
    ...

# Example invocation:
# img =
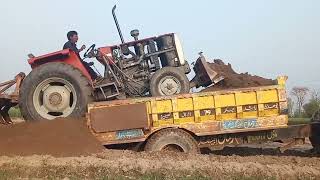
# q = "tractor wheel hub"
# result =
<box><xmin>49</xmin><ymin>92</ymin><xmax>63</xmax><ymax>106</ymax></box>
<box><xmin>33</xmin><ymin>77</ymin><xmax>77</xmax><ymax>120</ymax></box>
<box><xmin>43</xmin><ymin>86</ymin><xmax>71</xmax><ymax>112</ymax></box>
<box><xmin>159</xmin><ymin>76</ymin><xmax>181</xmax><ymax>96</ymax></box>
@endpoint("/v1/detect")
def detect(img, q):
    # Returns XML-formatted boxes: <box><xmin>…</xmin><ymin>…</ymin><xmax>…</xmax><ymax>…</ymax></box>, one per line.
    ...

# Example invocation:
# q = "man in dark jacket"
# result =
<box><xmin>63</xmin><ymin>31</ymin><xmax>98</xmax><ymax>80</ymax></box>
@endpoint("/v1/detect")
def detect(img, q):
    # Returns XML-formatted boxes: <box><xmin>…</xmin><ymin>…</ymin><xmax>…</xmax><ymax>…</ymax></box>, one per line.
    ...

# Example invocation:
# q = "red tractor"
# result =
<box><xmin>19</xmin><ymin>6</ymin><xmax>223</xmax><ymax>121</ymax></box>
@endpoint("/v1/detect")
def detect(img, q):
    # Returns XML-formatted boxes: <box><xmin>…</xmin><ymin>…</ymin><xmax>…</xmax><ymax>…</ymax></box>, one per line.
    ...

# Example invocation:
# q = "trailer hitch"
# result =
<box><xmin>0</xmin><ymin>73</ymin><xmax>25</xmax><ymax>124</ymax></box>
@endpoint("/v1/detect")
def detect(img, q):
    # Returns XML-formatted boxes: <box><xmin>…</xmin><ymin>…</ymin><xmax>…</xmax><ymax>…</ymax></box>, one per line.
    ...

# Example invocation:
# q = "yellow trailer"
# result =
<box><xmin>87</xmin><ymin>76</ymin><xmax>310</xmax><ymax>153</ymax></box>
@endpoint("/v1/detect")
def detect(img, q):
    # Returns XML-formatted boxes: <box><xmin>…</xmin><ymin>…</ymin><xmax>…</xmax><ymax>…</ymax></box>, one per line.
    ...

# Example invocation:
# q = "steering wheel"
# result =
<box><xmin>84</xmin><ymin>44</ymin><xmax>96</xmax><ymax>58</ymax></box>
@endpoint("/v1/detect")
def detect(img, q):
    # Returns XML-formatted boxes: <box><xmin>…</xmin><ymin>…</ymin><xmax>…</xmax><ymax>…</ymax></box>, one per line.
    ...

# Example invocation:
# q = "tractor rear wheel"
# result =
<box><xmin>19</xmin><ymin>62</ymin><xmax>93</xmax><ymax>121</ymax></box>
<box><xmin>150</xmin><ymin>67</ymin><xmax>190</xmax><ymax>97</ymax></box>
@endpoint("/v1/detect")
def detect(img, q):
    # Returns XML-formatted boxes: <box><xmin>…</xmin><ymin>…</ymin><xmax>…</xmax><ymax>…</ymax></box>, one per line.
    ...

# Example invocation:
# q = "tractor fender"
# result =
<box><xmin>28</xmin><ymin>49</ymin><xmax>92</xmax><ymax>82</ymax></box>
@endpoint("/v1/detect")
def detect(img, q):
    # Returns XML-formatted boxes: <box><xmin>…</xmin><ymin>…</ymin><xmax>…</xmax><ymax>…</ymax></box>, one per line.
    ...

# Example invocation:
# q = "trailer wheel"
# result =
<box><xmin>19</xmin><ymin>62</ymin><xmax>93</xmax><ymax>121</ymax></box>
<box><xmin>144</xmin><ymin>128</ymin><xmax>199</xmax><ymax>153</ymax></box>
<box><xmin>150</xmin><ymin>67</ymin><xmax>190</xmax><ymax>96</ymax></box>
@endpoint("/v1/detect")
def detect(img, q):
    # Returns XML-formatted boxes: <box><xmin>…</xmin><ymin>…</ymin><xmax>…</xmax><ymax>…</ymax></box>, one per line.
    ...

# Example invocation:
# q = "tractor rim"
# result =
<box><xmin>33</xmin><ymin>78</ymin><xmax>77</xmax><ymax>120</ymax></box>
<box><xmin>158</xmin><ymin>76</ymin><xmax>181</xmax><ymax>96</ymax></box>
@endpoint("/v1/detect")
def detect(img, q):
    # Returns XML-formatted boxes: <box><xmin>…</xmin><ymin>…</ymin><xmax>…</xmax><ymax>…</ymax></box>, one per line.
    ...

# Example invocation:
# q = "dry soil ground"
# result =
<box><xmin>0</xmin><ymin>118</ymin><xmax>104</xmax><ymax>157</ymax></box>
<box><xmin>1</xmin><ymin>122</ymin><xmax>320</xmax><ymax>180</ymax></box>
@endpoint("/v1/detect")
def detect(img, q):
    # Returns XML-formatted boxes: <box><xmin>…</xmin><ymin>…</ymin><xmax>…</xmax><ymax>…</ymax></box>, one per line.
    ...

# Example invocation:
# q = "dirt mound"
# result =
<box><xmin>0</xmin><ymin>118</ymin><xmax>104</xmax><ymax>157</ymax></box>
<box><xmin>203</xmin><ymin>59</ymin><xmax>276</xmax><ymax>91</ymax></box>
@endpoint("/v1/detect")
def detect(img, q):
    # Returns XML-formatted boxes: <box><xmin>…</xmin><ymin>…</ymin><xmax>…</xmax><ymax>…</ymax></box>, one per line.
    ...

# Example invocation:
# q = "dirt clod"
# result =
<box><xmin>0</xmin><ymin>118</ymin><xmax>104</xmax><ymax>157</ymax></box>
<box><xmin>203</xmin><ymin>59</ymin><xmax>276</xmax><ymax>91</ymax></box>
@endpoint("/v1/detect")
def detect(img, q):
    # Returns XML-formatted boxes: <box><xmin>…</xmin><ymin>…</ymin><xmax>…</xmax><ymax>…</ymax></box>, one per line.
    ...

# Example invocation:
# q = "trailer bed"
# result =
<box><xmin>87</xmin><ymin>76</ymin><xmax>296</xmax><ymax>146</ymax></box>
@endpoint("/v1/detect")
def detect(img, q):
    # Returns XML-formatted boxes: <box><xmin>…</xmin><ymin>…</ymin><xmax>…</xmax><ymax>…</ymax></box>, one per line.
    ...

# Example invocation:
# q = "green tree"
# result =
<box><xmin>303</xmin><ymin>90</ymin><xmax>320</xmax><ymax>118</ymax></box>
<box><xmin>291</xmin><ymin>87</ymin><xmax>309</xmax><ymax>117</ymax></box>
<box><xmin>303</xmin><ymin>99</ymin><xmax>320</xmax><ymax>118</ymax></box>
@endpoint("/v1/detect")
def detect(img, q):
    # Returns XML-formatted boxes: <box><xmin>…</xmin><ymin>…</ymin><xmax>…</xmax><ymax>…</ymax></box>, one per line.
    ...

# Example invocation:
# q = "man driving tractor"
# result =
<box><xmin>63</xmin><ymin>31</ymin><xmax>99</xmax><ymax>81</ymax></box>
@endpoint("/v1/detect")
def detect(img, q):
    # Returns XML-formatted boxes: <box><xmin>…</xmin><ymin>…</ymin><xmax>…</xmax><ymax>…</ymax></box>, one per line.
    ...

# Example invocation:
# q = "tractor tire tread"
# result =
<box><xmin>150</xmin><ymin>67</ymin><xmax>190</xmax><ymax>97</ymax></box>
<box><xmin>19</xmin><ymin>62</ymin><xmax>93</xmax><ymax>121</ymax></box>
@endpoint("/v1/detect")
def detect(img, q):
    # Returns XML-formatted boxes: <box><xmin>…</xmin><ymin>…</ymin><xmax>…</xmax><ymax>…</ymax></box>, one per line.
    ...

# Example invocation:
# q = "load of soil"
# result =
<box><xmin>0</xmin><ymin>118</ymin><xmax>104</xmax><ymax>157</ymax></box>
<box><xmin>203</xmin><ymin>59</ymin><xmax>276</xmax><ymax>92</ymax></box>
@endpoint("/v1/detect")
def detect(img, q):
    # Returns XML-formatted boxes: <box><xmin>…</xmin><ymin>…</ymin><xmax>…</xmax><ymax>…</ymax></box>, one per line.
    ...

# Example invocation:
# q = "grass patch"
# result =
<box><xmin>8</xmin><ymin>107</ymin><xmax>21</xmax><ymax>118</ymax></box>
<box><xmin>0</xmin><ymin>171</ymin><xmax>12</xmax><ymax>180</ymax></box>
<box><xmin>288</xmin><ymin>118</ymin><xmax>311</xmax><ymax>125</ymax></box>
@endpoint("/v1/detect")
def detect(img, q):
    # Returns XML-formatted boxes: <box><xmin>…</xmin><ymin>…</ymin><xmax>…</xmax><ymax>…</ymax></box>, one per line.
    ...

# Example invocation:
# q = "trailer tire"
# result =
<box><xmin>19</xmin><ymin>62</ymin><xmax>93</xmax><ymax>121</ymax></box>
<box><xmin>144</xmin><ymin>128</ymin><xmax>200</xmax><ymax>153</ymax></box>
<box><xmin>150</xmin><ymin>67</ymin><xmax>190</xmax><ymax>96</ymax></box>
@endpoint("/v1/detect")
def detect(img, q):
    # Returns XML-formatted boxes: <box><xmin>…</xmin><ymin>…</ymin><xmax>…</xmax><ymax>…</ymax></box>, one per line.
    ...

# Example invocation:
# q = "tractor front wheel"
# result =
<box><xmin>150</xmin><ymin>67</ymin><xmax>190</xmax><ymax>97</ymax></box>
<box><xmin>19</xmin><ymin>62</ymin><xmax>93</xmax><ymax>121</ymax></box>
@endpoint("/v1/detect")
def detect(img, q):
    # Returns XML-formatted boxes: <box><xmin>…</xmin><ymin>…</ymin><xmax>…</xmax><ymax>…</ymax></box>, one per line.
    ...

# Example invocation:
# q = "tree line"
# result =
<box><xmin>288</xmin><ymin>87</ymin><xmax>320</xmax><ymax>118</ymax></box>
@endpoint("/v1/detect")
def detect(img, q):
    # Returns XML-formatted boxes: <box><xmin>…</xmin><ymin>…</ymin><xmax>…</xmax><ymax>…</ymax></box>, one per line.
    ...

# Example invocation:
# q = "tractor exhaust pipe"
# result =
<box><xmin>112</xmin><ymin>5</ymin><xmax>125</xmax><ymax>44</ymax></box>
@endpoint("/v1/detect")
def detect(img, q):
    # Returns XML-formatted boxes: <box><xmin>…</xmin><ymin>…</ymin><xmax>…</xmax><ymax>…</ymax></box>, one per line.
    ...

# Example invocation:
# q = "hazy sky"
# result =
<box><xmin>0</xmin><ymin>0</ymin><xmax>319</xmax><ymax>90</ymax></box>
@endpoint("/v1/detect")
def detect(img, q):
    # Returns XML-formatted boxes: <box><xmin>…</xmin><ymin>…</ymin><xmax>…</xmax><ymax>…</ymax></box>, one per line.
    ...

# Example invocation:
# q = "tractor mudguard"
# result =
<box><xmin>28</xmin><ymin>49</ymin><xmax>92</xmax><ymax>82</ymax></box>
